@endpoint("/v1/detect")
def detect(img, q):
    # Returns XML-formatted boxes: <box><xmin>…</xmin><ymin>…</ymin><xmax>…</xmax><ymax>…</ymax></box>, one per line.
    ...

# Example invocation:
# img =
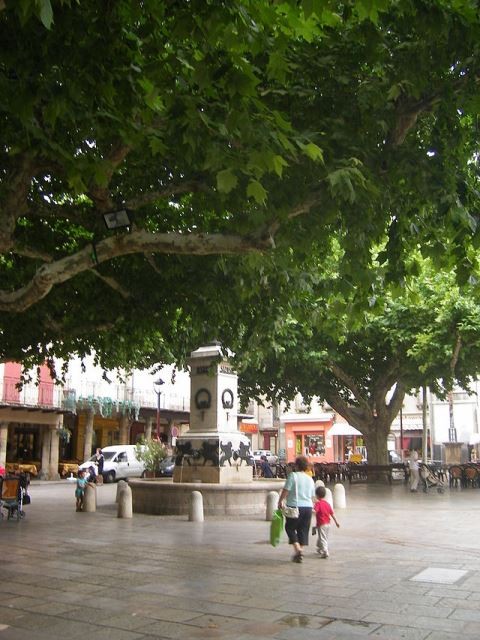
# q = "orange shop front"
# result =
<box><xmin>239</xmin><ymin>421</ymin><xmax>258</xmax><ymax>447</ymax></box>
<box><xmin>283</xmin><ymin>415</ymin><xmax>335</xmax><ymax>463</ymax></box>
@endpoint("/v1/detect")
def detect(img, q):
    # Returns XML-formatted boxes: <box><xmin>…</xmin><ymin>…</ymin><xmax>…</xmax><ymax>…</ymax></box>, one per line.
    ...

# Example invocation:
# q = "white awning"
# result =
<box><xmin>328</xmin><ymin>423</ymin><xmax>363</xmax><ymax>436</ymax></box>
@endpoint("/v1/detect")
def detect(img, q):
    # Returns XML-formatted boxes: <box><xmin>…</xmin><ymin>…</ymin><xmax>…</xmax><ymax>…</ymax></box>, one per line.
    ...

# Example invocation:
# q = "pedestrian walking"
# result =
<box><xmin>313</xmin><ymin>485</ymin><xmax>340</xmax><ymax>558</ymax></box>
<box><xmin>408</xmin><ymin>448</ymin><xmax>420</xmax><ymax>492</ymax></box>
<box><xmin>277</xmin><ymin>455</ymin><xmax>316</xmax><ymax>563</ymax></box>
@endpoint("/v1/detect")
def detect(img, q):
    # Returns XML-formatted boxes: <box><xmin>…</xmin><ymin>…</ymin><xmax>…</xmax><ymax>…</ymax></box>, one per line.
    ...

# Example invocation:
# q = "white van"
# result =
<box><xmin>79</xmin><ymin>445</ymin><xmax>145</xmax><ymax>483</ymax></box>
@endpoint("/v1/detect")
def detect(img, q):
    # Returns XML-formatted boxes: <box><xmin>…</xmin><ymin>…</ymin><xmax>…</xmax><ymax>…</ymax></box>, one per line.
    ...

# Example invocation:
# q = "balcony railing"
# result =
<box><xmin>1</xmin><ymin>376</ymin><xmax>190</xmax><ymax>414</ymax></box>
<box><xmin>0</xmin><ymin>377</ymin><xmax>65</xmax><ymax>409</ymax></box>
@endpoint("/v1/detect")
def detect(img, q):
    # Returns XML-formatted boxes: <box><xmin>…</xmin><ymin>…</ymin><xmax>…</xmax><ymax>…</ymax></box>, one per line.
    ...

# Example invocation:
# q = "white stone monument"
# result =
<box><xmin>173</xmin><ymin>342</ymin><xmax>253</xmax><ymax>484</ymax></box>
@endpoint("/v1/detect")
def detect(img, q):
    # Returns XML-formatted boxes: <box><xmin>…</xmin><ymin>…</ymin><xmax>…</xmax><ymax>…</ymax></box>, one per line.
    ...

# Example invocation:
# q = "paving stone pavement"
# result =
<box><xmin>1</xmin><ymin>479</ymin><xmax>480</xmax><ymax>639</ymax></box>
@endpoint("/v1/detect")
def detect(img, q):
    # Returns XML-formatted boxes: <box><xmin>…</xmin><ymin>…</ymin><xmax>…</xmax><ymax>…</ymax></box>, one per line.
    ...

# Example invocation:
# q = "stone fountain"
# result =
<box><xmin>130</xmin><ymin>343</ymin><xmax>283</xmax><ymax>516</ymax></box>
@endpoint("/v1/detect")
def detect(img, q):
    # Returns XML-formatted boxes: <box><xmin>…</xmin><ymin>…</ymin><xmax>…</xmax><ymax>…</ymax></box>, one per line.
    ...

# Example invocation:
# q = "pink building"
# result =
<box><xmin>0</xmin><ymin>362</ymin><xmax>66</xmax><ymax>479</ymax></box>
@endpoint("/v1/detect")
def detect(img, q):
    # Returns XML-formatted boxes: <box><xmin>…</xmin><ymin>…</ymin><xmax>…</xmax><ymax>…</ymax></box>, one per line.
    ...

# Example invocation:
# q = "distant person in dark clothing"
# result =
<box><xmin>260</xmin><ymin>455</ymin><xmax>274</xmax><ymax>478</ymax></box>
<box><xmin>95</xmin><ymin>448</ymin><xmax>104</xmax><ymax>475</ymax></box>
<box><xmin>86</xmin><ymin>465</ymin><xmax>97</xmax><ymax>484</ymax></box>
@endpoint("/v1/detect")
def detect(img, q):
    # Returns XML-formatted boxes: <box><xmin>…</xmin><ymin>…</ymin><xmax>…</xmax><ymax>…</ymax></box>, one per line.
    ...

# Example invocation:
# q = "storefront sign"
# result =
<box><xmin>240</xmin><ymin>423</ymin><xmax>258</xmax><ymax>433</ymax></box>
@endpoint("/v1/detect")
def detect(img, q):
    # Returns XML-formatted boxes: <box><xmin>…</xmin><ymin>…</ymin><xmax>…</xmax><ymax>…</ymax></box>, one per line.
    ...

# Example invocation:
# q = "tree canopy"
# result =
<box><xmin>1</xmin><ymin>0</ymin><xmax>480</xmax><ymax>374</ymax></box>
<box><xmin>236</xmin><ymin>255</ymin><xmax>480</xmax><ymax>463</ymax></box>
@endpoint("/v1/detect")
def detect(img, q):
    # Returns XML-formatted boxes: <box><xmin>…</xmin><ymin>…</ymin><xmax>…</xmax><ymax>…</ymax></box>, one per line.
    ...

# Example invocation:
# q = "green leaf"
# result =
<box><xmin>247</xmin><ymin>180</ymin><xmax>267</xmax><ymax>204</ymax></box>
<box><xmin>94</xmin><ymin>165</ymin><xmax>109</xmax><ymax>188</ymax></box>
<box><xmin>387</xmin><ymin>84</ymin><xmax>402</xmax><ymax>101</ymax></box>
<box><xmin>216</xmin><ymin>169</ymin><xmax>238</xmax><ymax>194</ymax></box>
<box><xmin>299</xmin><ymin>142</ymin><xmax>324</xmax><ymax>164</ymax></box>
<box><xmin>38</xmin><ymin>0</ymin><xmax>54</xmax><ymax>29</ymax></box>
<box><xmin>267</xmin><ymin>51</ymin><xmax>288</xmax><ymax>83</ymax></box>
<box><xmin>67</xmin><ymin>174</ymin><xmax>88</xmax><ymax>195</ymax></box>
<box><xmin>149</xmin><ymin>137</ymin><xmax>166</xmax><ymax>156</ymax></box>
<box><xmin>273</xmin><ymin>155</ymin><xmax>289</xmax><ymax>177</ymax></box>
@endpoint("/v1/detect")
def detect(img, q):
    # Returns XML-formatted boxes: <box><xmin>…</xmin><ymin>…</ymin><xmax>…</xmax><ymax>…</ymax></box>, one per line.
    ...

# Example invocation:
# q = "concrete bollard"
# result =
<box><xmin>333</xmin><ymin>483</ymin><xmax>347</xmax><ymax>509</ymax></box>
<box><xmin>83</xmin><ymin>483</ymin><xmax>96</xmax><ymax>512</ymax></box>
<box><xmin>315</xmin><ymin>479</ymin><xmax>325</xmax><ymax>488</ymax></box>
<box><xmin>117</xmin><ymin>484</ymin><xmax>133</xmax><ymax>518</ymax></box>
<box><xmin>189</xmin><ymin>491</ymin><xmax>204</xmax><ymax>522</ymax></box>
<box><xmin>325</xmin><ymin>487</ymin><xmax>333</xmax><ymax>508</ymax></box>
<box><xmin>266</xmin><ymin>491</ymin><xmax>279</xmax><ymax>521</ymax></box>
<box><xmin>116</xmin><ymin>480</ymin><xmax>127</xmax><ymax>503</ymax></box>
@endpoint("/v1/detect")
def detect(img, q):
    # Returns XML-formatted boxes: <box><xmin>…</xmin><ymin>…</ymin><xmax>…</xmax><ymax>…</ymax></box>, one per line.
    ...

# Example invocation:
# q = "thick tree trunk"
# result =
<box><xmin>324</xmin><ymin>376</ymin><xmax>405</xmax><ymax>467</ymax></box>
<box><xmin>361</xmin><ymin>419</ymin><xmax>391</xmax><ymax>465</ymax></box>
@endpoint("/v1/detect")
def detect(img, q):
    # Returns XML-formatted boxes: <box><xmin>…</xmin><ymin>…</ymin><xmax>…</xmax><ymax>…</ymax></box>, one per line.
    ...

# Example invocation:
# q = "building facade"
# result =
<box><xmin>2</xmin><ymin>352</ymin><xmax>480</xmax><ymax>478</ymax></box>
<box><xmin>0</xmin><ymin>358</ymin><xmax>192</xmax><ymax>478</ymax></box>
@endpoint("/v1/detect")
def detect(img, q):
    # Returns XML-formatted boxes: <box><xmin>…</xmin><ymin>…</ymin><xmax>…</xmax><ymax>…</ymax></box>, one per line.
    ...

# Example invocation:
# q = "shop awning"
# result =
<box><xmin>240</xmin><ymin>422</ymin><xmax>258</xmax><ymax>434</ymax></box>
<box><xmin>328</xmin><ymin>423</ymin><xmax>363</xmax><ymax>436</ymax></box>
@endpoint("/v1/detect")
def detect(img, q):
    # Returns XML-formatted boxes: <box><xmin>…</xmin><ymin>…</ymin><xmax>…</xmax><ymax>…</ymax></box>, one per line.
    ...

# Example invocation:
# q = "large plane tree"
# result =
<box><xmin>236</xmin><ymin>258</ymin><xmax>480</xmax><ymax>464</ymax></box>
<box><xmin>0</xmin><ymin>0</ymin><xmax>479</xmax><ymax>377</ymax></box>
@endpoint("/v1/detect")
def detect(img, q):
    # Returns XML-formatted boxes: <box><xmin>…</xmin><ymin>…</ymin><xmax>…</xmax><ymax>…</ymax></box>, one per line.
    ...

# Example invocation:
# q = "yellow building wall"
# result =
<box><xmin>74</xmin><ymin>413</ymin><xmax>120</xmax><ymax>461</ymax></box>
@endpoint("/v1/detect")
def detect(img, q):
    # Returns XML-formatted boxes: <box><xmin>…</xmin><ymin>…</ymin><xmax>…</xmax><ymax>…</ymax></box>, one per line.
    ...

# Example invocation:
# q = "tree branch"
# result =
<box><xmin>40</xmin><ymin>314</ymin><xmax>116</xmax><ymax>341</ymax></box>
<box><xmin>323</xmin><ymin>390</ymin><xmax>371</xmax><ymax>432</ymax></box>
<box><xmin>124</xmin><ymin>181</ymin><xmax>208</xmax><ymax>210</ymax></box>
<box><xmin>13</xmin><ymin>245</ymin><xmax>54</xmax><ymax>263</ymax></box>
<box><xmin>0</xmin><ymin>229</ymin><xmax>274</xmax><ymax>312</ymax></box>
<box><xmin>373</xmin><ymin>364</ymin><xmax>400</xmax><ymax>420</ymax></box>
<box><xmin>144</xmin><ymin>254</ymin><xmax>162</xmax><ymax>275</ymax></box>
<box><xmin>88</xmin><ymin>142</ymin><xmax>132</xmax><ymax>212</ymax></box>
<box><xmin>1</xmin><ymin>153</ymin><xmax>36</xmax><ymax>252</ymax></box>
<box><xmin>387</xmin><ymin>95</ymin><xmax>441</xmax><ymax>147</ymax></box>
<box><xmin>287</xmin><ymin>191</ymin><xmax>322</xmax><ymax>220</ymax></box>
<box><xmin>385</xmin><ymin>381</ymin><xmax>406</xmax><ymax>424</ymax></box>
<box><xmin>89</xmin><ymin>270</ymin><xmax>132</xmax><ymax>299</ymax></box>
<box><xmin>450</xmin><ymin>332</ymin><xmax>462</xmax><ymax>376</ymax></box>
<box><xmin>328</xmin><ymin>361</ymin><xmax>373</xmax><ymax>417</ymax></box>
<box><xmin>387</xmin><ymin>71</ymin><xmax>480</xmax><ymax>147</ymax></box>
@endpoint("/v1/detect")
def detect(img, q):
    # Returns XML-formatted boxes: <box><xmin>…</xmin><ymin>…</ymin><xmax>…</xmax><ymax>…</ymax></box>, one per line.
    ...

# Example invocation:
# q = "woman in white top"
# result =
<box><xmin>278</xmin><ymin>456</ymin><xmax>316</xmax><ymax>563</ymax></box>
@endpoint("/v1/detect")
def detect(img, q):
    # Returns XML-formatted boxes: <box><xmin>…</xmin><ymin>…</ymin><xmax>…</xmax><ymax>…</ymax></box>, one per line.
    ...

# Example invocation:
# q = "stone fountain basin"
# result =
<box><xmin>130</xmin><ymin>478</ymin><xmax>284</xmax><ymax>516</ymax></box>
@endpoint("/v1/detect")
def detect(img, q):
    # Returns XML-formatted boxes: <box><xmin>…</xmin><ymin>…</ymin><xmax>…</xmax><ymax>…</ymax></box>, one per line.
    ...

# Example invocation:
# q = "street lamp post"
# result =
<box><xmin>153</xmin><ymin>378</ymin><xmax>164</xmax><ymax>440</ymax></box>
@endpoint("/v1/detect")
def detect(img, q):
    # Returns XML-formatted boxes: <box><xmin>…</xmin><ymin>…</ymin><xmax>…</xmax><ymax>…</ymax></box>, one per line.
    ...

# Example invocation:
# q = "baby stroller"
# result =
<box><xmin>0</xmin><ymin>473</ymin><xmax>30</xmax><ymax>520</ymax></box>
<box><xmin>419</xmin><ymin>463</ymin><xmax>446</xmax><ymax>494</ymax></box>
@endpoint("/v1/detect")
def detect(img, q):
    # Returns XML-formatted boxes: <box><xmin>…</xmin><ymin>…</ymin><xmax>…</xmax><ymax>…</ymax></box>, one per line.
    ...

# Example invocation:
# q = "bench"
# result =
<box><xmin>346</xmin><ymin>463</ymin><xmax>408</xmax><ymax>484</ymax></box>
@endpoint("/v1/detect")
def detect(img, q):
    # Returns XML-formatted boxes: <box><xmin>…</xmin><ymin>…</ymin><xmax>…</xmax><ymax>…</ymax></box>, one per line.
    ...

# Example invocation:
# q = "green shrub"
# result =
<box><xmin>135</xmin><ymin>438</ymin><xmax>167</xmax><ymax>472</ymax></box>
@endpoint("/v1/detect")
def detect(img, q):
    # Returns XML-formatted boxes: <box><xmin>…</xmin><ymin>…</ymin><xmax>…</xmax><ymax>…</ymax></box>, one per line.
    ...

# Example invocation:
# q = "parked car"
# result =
<box><xmin>252</xmin><ymin>449</ymin><xmax>278</xmax><ymax>465</ymax></box>
<box><xmin>79</xmin><ymin>445</ymin><xmax>145</xmax><ymax>483</ymax></box>
<box><xmin>388</xmin><ymin>451</ymin><xmax>402</xmax><ymax>463</ymax></box>
<box><xmin>157</xmin><ymin>455</ymin><xmax>175</xmax><ymax>477</ymax></box>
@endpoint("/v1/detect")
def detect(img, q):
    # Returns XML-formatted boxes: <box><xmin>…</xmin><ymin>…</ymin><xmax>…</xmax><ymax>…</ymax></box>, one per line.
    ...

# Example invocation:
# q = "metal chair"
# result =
<box><xmin>463</xmin><ymin>465</ymin><xmax>479</xmax><ymax>488</ymax></box>
<box><xmin>448</xmin><ymin>465</ymin><xmax>463</xmax><ymax>488</ymax></box>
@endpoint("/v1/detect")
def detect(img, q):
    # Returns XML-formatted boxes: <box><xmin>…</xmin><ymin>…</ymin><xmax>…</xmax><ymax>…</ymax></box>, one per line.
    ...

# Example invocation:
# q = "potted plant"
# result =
<box><xmin>135</xmin><ymin>438</ymin><xmax>167</xmax><ymax>478</ymax></box>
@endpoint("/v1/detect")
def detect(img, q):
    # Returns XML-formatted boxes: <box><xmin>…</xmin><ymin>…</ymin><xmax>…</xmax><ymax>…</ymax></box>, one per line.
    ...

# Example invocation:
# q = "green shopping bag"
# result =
<box><xmin>270</xmin><ymin>508</ymin><xmax>284</xmax><ymax>547</ymax></box>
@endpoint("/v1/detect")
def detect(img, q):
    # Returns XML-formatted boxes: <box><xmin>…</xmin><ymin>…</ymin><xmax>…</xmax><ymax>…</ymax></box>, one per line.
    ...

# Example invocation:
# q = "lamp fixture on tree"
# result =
<box><xmin>103</xmin><ymin>209</ymin><xmax>131</xmax><ymax>230</ymax></box>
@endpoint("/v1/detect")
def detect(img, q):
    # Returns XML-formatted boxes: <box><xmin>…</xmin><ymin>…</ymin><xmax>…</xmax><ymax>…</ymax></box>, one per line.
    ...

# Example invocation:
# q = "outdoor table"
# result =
<box><xmin>59</xmin><ymin>462</ymin><xmax>79</xmax><ymax>477</ymax></box>
<box><xmin>5</xmin><ymin>463</ymin><xmax>38</xmax><ymax>476</ymax></box>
